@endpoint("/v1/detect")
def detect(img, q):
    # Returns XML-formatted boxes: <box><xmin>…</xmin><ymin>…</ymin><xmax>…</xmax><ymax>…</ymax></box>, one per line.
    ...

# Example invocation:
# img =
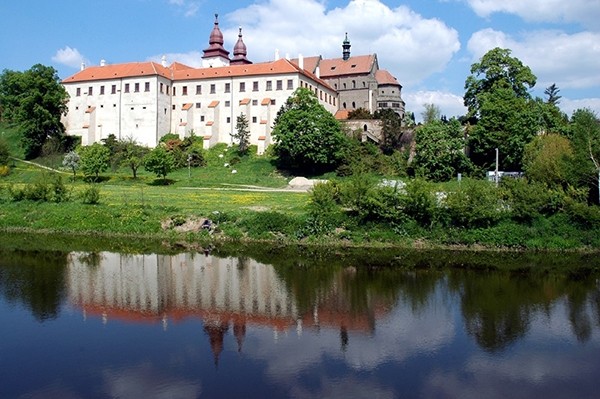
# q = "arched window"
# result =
<box><xmin>363</xmin><ymin>124</ymin><xmax>368</xmax><ymax>132</ymax></box>
<box><xmin>343</xmin><ymin>102</ymin><xmax>347</xmax><ymax>109</ymax></box>
<box><xmin>343</xmin><ymin>83</ymin><xmax>347</xmax><ymax>89</ymax></box>
<box><xmin>352</xmin><ymin>80</ymin><xmax>356</xmax><ymax>88</ymax></box>
<box><xmin>352</xmin><ymin>101</ymin><xmax>356</xmax><ymax>108</ymax></box>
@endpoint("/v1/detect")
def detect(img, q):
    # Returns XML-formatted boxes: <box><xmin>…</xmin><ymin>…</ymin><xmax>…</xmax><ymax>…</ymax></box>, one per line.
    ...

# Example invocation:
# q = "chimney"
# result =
<box><xmin>316</xmin><ymin>66</ymin><xmax>320</xmax><ymax>79</ymax></box>
<box><xmin>285</xmin><ymin>53</ymin><xmax>290</xmax><ymax>60</ymax></box>
<box><xmin>275</xmin><ymin>49</ymin><xmax>280</xmax><ymax>61</ymax></box>
<box><xmin>80</xmin><ymin>62</ymin><xmax>86</xmax><ymax>71</ymax></box>
<box><xmin>100</xmin><ymin>59</ymin><xmax>106</xmax><ymax>67</ymax></box>
<box><xmin>161</xmin><ymin>55</ymin><xmax>167</xmax><ymax>67</ymax></box>
<box><xmin>298</xmin><ymin>54</ymin><xmax>304</xmax><ymax>70</ymax></box>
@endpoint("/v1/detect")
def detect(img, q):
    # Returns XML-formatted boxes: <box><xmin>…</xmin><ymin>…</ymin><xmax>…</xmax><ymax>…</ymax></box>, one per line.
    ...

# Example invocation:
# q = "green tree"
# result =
<box><xmin>569</xmin><ymin>108</ymin><xmax>600</xmax><ymax>202</ymax></box>
<box><xmin>232</xmin><ymin>113</ymin><xmax>250</xmax><ymax>155</ymax></box>
<box><xmin>0</xmin><ymin>64</ymin><xmax>68</xmax><ymax>159</ymax></box>
<box><xmin>375</xmin><ymin>108</ymin><xmax>404</xmax><ymax>155</ymax></box>
<box><xmin>544</xmin><ymin>83</ymin><xmax>562</xmax><ymax>105</ymax></box>
<box><xmin>421</xmin><ymin>103</ymin><xmax>441</xmax><ymax>124</ymax></box>
<box><xmin>464</xmin><ymin>48</ymin><xmax>540</xmax><ymax>170</ymax></box>
<box><xmin>347</xmin><ymin>108</ymin><xmax>373</xmax><ymax>119</ymax></box>
<box><xmin>120</xmin><ymin>138</ymin><xmax>149</xmax><ymax>178</ymax></box>
<box><xmin>144</xmin><ymin>145</ymin><xmax>176</xmax><ymax>180</ymax></box>
<box><xmin>78</xmin><ymin>143</ymin><xmax>110</xmax><ymax>181</ymax></box>
<box><xmin>464</xmin><ymin>47</ymin><xmax>536</xmax><ymax>119</ymax></box>
<box><xmin>272</xmin><ymin>87</ymin><xmax>347</xmax><ymax>173</ymax></box>
<box><xmin>0</xmin><ymin>139</ymin><xmax>10</xmax><ymax>165</ymax></box>
<box><xmin>522</xmin><ymin>134</ymin><xmax>573</xmax><ymax>187</ymax></box>
<box><xmin>62</xmin><ymin>151</ymin><xmax>80</xmax><ymax>180</ymax></box>
<box><xmin>413</xmin><ymin>119</ymin><xmax>472</xmax><ymax>181</ymax></box>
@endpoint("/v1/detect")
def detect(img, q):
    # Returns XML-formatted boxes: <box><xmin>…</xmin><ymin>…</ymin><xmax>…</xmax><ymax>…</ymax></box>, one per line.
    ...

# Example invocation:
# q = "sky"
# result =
<box><xmin>1</xmin><ymin>0</ymin><xmax>599</xmax><ymax>121</ymax></box>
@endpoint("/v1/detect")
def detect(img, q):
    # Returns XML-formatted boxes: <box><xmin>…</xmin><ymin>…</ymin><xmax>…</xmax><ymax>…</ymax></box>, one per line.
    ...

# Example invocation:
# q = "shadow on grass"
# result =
<box><xmin>148</xmin><ymin>178</ymin><xmax>176</xmax><ymax>186</ymax></box>
<box><xmin>83</xmin><ymin>175</ymin><xmax>111</xmax><ymax>183</ymax></box>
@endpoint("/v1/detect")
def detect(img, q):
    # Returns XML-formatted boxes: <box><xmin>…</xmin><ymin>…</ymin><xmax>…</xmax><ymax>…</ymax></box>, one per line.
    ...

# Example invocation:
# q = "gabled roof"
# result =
<box><xmin>63</xmin><ymin>62</ymin><xmax>171</xmax><ymax>83</ymax></box>
<box><xmin>170</xmin><ymin>62</ymin><xmax>194</xmax><ymax>71</ymax></box>
<box><xmin>334</xmin><ymin>109</ymin><xmax>350</xmax><ymax>120</ymax></box>
<box><xmin>289</xmin><ymin>56</ymin><xmax>322</xmax><ymax>74</ymax></box>
<box><xmin>375</xmin><ymin>69</ymin><xmax>400</xmax><ymax>86</ymax></box>
<box><xmin>318</xmin><ymin>55</ymin><xmax>376</xmax><ymax>77</ymax></box>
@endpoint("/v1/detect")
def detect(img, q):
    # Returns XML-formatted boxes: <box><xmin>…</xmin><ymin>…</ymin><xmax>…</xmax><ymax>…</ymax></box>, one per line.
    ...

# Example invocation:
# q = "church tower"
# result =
<box><xmin>202</xmin><ymin>14</ymin><xmax>231</xmax><ymax>68</ymax></box>
<box><xmin>230</xmin><ymin>27</ymin><xmax>252</xmax><ymax>65</ymax></box>
<box><xmin>342</xmin><ymin>32</ymin><xmax>351</xmax><ymax>61</ymax></box>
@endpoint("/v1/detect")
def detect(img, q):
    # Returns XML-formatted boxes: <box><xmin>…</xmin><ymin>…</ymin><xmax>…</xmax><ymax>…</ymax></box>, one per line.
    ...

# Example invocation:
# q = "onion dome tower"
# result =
<box><xmin>230</xmin><ymin>27</ymin><xmax>252</xmax><ymax>65</ymax></box>
<box><xmin>202</xmin><ymin>14</ymin><xmax>231</xmax><ymax>67</ymax></box>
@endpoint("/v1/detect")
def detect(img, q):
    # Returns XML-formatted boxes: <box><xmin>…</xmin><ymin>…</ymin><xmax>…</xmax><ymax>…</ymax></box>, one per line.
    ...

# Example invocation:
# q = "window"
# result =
<box><xmin>343</xmin><ymin>102</ymin><xmax>347</xmax><ymax>109</ymax></box>
<box><xmin>363</xmin><ymin>82</ymin><xmax>366</xmax><ymax>88</ymax></box>
<box><xmin>172</xmin><ymin>105</ymin><xmax>176</xmax><ymax>110</ymax></box>
<box><xmin>252</xmin><ymin>99</ymin><xmax>258</xmax><ymax>106</ymax></box>
<box><xmin>145</xmin><ymin>82</ymin><xmax>150</xmax><ymax>92</ymax></box>
<box><xmin>112</xmin><ymin>85</ymin><xmax>117</xmax><ymax>94</ymax></box>
<box><xmin>226</xmin><ymin>117</ymin><xmax>231</xmax><ymax>123</ymax></box>
<box><xmin>225</xmin><ymin>101</ymin><xmax>230</xmax><ymax>107</ymax></box>
<box><xmin>352</xmin><ymin>80</ymin><xmax>356</xmax><ymax>89</ymax></box>
<box><xmin>287</xmin><ymin>79</ymin><xmax>293</xmax><ymax>90</ymax></box>
<box><xmin>182</xmin><ymin>86</ymin><xmax>187</xmax><ymax>95</ymax></box>
<box><xmin>195</xmin><ymin>102</ymin><xmax>201</xmax><ymax>108</ymax></box>
<box><xmin>200</xmin><ymin>116</ymin><xmax>205</xmax><ymax>122</ymax></box>
<box><xmin>352</xmin><ymin>101</ymin><xmax>356</xmax><ymax>108</ymax></box>
<box><xmin>160</xmin><ymin>83</ymin><xmax>164</xmax><ymax>93</ymax></box>
<box><xmin>240</xmin><ymin>82</ymin><xmax>246</xmax><ymax>92</ymax></box>
<box><xmin>253</xmin><ymin>81</ymin><xmax>259</xmax><ymax>91</ymax></box>
<box><xmin>113</xmin><ymin>104</ymin><xmax>117</xmax><ymax>107</ymax></box>
<box><xmin>378</xmin><ymin>102</ymin><xmax>388</xmax><ymax>108</ymax></box>
<box><xmin>210</xmin><ymin>84</ymin><xmax>216</xmax><ymax>94</ymax></box>
<box><xmin>225</xmin><ymin>83</ymin><xmax>231</xmax><ymax>93</ymax></box>
<box><xmin>343</xmin><ymin>83</ymin><xmax>347</xmax><ymax>89</ymax></box>
<box><xmin>270</xmin><ymin>99</ymin><xmax>276</xmax><ymax>106</ymax></box>
<box><xmin>266</xmin><ymin>81</ymin><xmax>272</xmax><ymax>91</ymax></box>
<box><xmin>75</xmin><ymin>106</ymin><xmax>79</xmax><ymax>110</ymax></box>
<box><xmin>88</xmin><ymin>86</ymin><xmax>93</xmax><ymax>95</ymax></box>
<box><xmin>334</xmin><ymin>83</ymin><xmax>337</xmax><ymax>89</ymax></box>
<box><xmin>320</xmin><ymin>91</ymin><xmax>323</xmax><ymax>100</ymax></box>
<box><xmin>252</xmin><ymin>116</ymin><xmax>257</xmax><ymax>123</ymax></box>
<box><xmin>166</xmin><ymin>86</ymin><xmax>170</xmax><ymax>95</ymax></box>
<box><xmin>100</xmin><ymin>86</ymin><xmax>105</xmax><ymax>95</ymax></box>
<box><xmin>196</xmin><ymin>85</ymin><xmax>201</xmax><ymax>95</ymax></box>
<box><xmin>173</xmin><ymin>87</ymin><xmax>176</xmax><ymax>96</ymax></box>
<box><xmin>76</xmin><ymin>88</ymin><xmax>81</xmax><ymax>96</ymax></box>
<box><xmin>276</xmin><ymin>80</ymin><xmax>283</xmax><ymax>90</ymax></box>
<box><xmin>134</xmin><ymin>83</ymin><xmax>139</xmax><ymax>92</ymax></box>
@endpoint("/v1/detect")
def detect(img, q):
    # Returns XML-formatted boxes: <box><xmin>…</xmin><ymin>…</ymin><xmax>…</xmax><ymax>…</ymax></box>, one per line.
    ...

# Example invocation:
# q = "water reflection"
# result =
<box><xmin>1</xmin><ymin>248</ymin><xmax>600</xmax><ymax>398</ymax></box>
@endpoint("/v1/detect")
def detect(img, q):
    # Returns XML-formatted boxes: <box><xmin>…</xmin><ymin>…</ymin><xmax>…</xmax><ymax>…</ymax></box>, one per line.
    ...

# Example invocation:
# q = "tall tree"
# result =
<box><xmin>464</xmin><ymin>47</ymin><xmax>536</xmax><ymax>119</ymax></box>
<box><xmin>272</xmin><ymin>87</ymin><xmax>347</xmax><ymax>173</ymax></box>
<box><xmin>522</xmin><ymin>134</ymin><xmax>573</xmax><ymax>187</ymax></box>
<box><xmin>232</xmin><ymin>113</ymin><xmax>250</xmax><ymax>155</ymax></box>
<box><xmin>144</xmin><ymin>145</ymin><xmax>176</xmax><ymax>181</ymax></box>
<box><xmin>464</xmin><ymin>48</ymin><xmax>538</xmax><ymax>170</ymax></box>
<box><xmin>120</xmin><ymin>138</ymin><xmax>149</xmax><ymax>178</ymax></box>
<box><xmin>375</xmin><ymin>108</ymin><xmax>404</xmax><ymax>155</ymax></box>
<box><xmin>569</xmin><ymin>108</ymin><xmax>600</xmax><ymax>202</ymax></box>
<box><xmin>0</xmin><ymin>64</ymin><xmax>68</xmax><ymax>159</ymax></box>
<box><xmin>544</xmin><ymin>83</ymin><xmax>562</xmax><ymax>105</ymax></box>
<box><xmin>421</xmin><ymin>103</ymin><xmax>441</xmax><ymax>124</ymax></box>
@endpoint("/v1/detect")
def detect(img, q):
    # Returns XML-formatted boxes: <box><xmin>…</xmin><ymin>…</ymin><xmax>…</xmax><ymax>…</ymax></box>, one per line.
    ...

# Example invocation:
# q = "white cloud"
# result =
<box><xmin>147</xmin><ymin>51</ymin><xmax>203</xmax><ymax>68</ymax></box>
<box><xmin>561</xmin><ymin>97</ymin><xmax>600</xmax><ymax>119</ymax></box>
<box><xmin>168</xmin><ymin>0</ymin><xmax>199</xmax><ymax>17</ymax></box>
<box><xmin>52</xmin><ymin>46</ymin><xmax>90</xmax><ymax>69</ymax></box>
<box><xmin>222</xmin><ymin>0</ymin><xmax>460</xmax><ymax>87</ymax></box>
<box><xmin>464</xmin><ymin>0</ymin><xmax>600</xmax><ymax>30</ymax></box>
<box><xmin>467</xmin><ymin>28</ymin><xmax>600</xmax><ymax>90</ymax></box>
<box><xmin>404</xmin><ymin>90</ymin><xmax>467</xmax><ymax>120</ymax></box>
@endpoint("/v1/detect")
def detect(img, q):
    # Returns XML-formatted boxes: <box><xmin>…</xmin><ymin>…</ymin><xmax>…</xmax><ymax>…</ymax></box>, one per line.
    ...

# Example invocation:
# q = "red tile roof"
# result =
<box><xmin>335</xmin><ymin>110</ymin><xmax>350</xmax><ymax>120</ymax></box>
<box><xmin>239</xmin><ymin>98</ymin><xmax>251</xmax><ymax>105</ymax></box>
<box><xmin>182</xmin><ymin>103</ymin><xmax>193</xmax><ymax>110</ymax></box>
<box><xmin>63</xmin><ymin>62</ymin><xmax>171</xmax><ymax>83</ymax></box>
<box><xmin>289</xmin><ymin>56</ymin><xmax>322</xmax><ymax>74</ymax></box>
<box><xmin>208</xmin><ymin>101</ymin><xmax>219</xmax><ymax>108</ymax></box>
<box><xmin>206</xmin><ymin>121</ymin><xmax>214</xmax><ymax>126</ymax></box>
<box><xmin>319</xmin><ymin>55</ymin><xmax>376</xmax><ymax>77</ymax></box>
<box><xmin>258</xmin><ymin>135</ymin><xmax>266</xmax><ymax>140</ymax></box>
<box><xmin>261</xmin><ymin>98</ymin><xmax>271</xmax><ymax>106</ymax></box>
<box><xmin>170</xmin><ymin>62</ymin><xmax>194</xmax><ymax>71</ymax></box>
<box><xmin>85</xmin><ymin>106</ymin><xmax>96</xmax><ymax>113</ymax></box>
<box><xmin>375</xmin><ymin>69</ymin><xmax>400</xmax><ymax>86</ymax></box>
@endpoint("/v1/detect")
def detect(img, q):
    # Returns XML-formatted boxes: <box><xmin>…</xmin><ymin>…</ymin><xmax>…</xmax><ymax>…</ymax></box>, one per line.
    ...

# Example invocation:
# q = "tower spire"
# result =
<box><xmin>342</xmin><ymin>32</ymin><xmax>351</xmax><ymax>61</ymax></box>
<box><xmin>202</xmin><ymin>13</ymin><xmax>231</xmax><ymax>67</ymax></box>
<box><xmin>231</xmin><ymin>26</ymin><xmax>252</xmax><ymax>65</ymax></box>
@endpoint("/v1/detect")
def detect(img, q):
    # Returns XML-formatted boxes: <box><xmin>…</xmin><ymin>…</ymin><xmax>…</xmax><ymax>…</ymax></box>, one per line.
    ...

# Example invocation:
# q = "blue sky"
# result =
<box><xmin>1</xmin><ymin>0</ymin><xmax>599</xmax><ymax>120</ymax></box>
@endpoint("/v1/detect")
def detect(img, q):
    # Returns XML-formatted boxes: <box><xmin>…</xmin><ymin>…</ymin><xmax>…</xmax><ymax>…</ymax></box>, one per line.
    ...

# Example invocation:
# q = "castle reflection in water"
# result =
<box><xmin>66</xmin><ymin>252</ymin><xmax>389</xmax><ymax>361</ymax></box>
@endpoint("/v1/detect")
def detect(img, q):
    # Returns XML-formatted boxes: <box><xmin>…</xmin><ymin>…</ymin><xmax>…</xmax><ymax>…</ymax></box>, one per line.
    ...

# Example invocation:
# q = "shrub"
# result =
<box><xmin>445</xmin><ymin>179</ymin><xmax>503</xmax><ymax>228</ymax></box>
<box><xmin>564</xmin><ymin>199</ymin><xmax>600</xmax><ymax>228</ymax></box>
<box><xmin>240</xmin><ymin>211</ymin><xmax>301</xmax><ymax>238</ymax></box>
<box><xmin>306</xmin><ymin>181</ymin><xmax>344</xmax><ymax>234</ymax></box>
<box><xmin>0</xmin><ymin>165</ymin><xmax>10</xmax><ymax>177</ymax></box>
<box><xmin>0</xmin><ymin>139</ymin><xmax>10</xmax><ymax>165</ymax></box>
<box><xmin>80</xmin><ymin>185</ymin><xmax>100</xmax><ymax>204</ymax></box>
<box><xmin>401</xmin><ymin>178</ymin><xmax>438</xmax><ymax>227</ymax></box>
<box><xmin>50</xmin><ymin>175</ymin><xmax>71</xmax><ymax>203</ymax></box>
<box><xmin>500</xmin><ymin>178</ymin><xmax>563</xmax><ymax>222</ymax></box>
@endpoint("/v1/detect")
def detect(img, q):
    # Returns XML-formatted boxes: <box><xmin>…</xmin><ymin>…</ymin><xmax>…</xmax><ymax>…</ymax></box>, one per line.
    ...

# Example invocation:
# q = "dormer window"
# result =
<box><xmin>351</xmin><ymin>64</ymin><xmax>356</xmax><ymax>68</ymax></box>
<box><xmin>330</xmin><ymin>66</ymin><xmax>336</xmax><ymax>70</ymax></box>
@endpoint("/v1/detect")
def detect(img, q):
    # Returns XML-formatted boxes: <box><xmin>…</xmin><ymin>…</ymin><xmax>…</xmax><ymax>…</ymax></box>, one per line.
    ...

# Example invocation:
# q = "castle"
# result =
<box><xmin>62</xmin><ymin>15</ymin><xmax>404</xmax><ymax>153</ymax></box>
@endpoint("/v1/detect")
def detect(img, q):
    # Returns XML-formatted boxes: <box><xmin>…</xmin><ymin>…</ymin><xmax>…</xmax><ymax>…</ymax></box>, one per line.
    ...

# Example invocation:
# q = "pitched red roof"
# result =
<box><xmin>375</xmin><ymin>69</ymin><xmax>400</xmax><ymax>86</ymax></box>
<box><xmin>239</xmin><ymin>98</ymin><xmax>251</xmax><ymax>105</ymax></box>
<box><xmin>261</xmin><ymin>98</ymin><xmax>271</xmax><ymax>106</ymax></box>
<box><xmin>335</xmin><ymin>110</ymin><xmax>350</xmax><ymax>120</ymax></box>
<box><xmin>318</xmin><ymin>55</ymin><xmax>376</xmax><ymax>77</ymax></box>
<box><xmin>182</xmin><ymin>103</ymin><xmax>193</xmax><ymax>110</ymax></box>
<box><xmin>63</xmin><ymin>61</ymin><xmax>171</xmax><ymax>83</ymax></box>
<box><xmin>208</xmin><ymin>101</ymin><xmax>219</xmax><ymax>108</ymax></box>
<box><xmin>289</xmin><ymin>56</ymin><xmax>322</xmax><ymax>74</ymax></box>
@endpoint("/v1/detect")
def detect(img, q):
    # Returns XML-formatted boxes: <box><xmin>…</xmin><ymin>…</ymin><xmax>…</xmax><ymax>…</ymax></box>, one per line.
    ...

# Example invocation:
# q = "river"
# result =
<box><xmin>0</xmin><ymin>246</ymin><xmax>599</xmax><ymax>398</ymax></box>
